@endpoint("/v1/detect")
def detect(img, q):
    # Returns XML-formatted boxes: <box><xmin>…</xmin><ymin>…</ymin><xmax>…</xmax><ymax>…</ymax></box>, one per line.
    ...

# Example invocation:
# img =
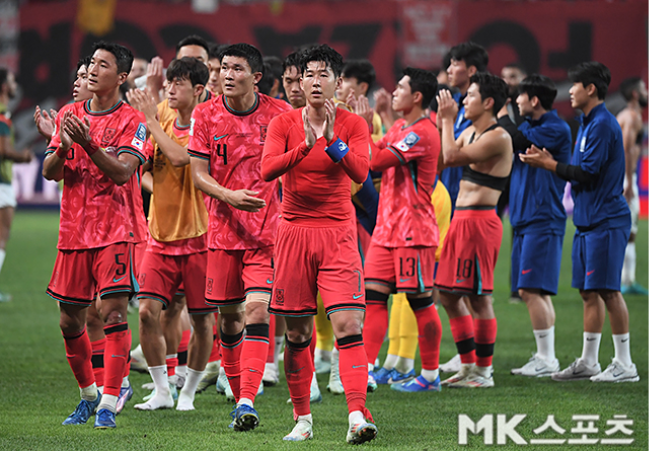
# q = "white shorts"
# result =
<box><xmin>623</xmin><ymin>173</ymin><xmax>639</xmax><ymax>235</ymax></box>
<box><xmin>0</xmin><ymin>184</ymin><xmax>16</xmax><ymax>209</ymax></box>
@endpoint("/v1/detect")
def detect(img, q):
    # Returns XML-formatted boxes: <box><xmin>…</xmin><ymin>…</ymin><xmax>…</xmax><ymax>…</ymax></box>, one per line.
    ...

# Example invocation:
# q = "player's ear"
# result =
<box><xmin>335</xmin><ymin>76</ymin><xmax>342</xmax><ymax>91</ymax></box>
<box><xmin>586</xmin><ymin>83</ymin><xmax>597</xmax><ymax>98</ymax></box>
<box><xmin>483</xmin><ymin>96</ymin><xmax>495</xmax><ymax>113</ymax></box>
<box><xmin>467</xmin><ymin>65</ymin><xmax>477</xmax><ymax>78</ymax></box>
<box><xmin>194</xmin><ymin>84</ymin><xmax>205</xmax><ymax>98</ymax></box>
<box><xmin>253</xmin><ymin>72</ymin><xmax>263</xmax><ymax>85</ymax></box>
<box><xmin>412</xmin><ymin>91</ymin><xmax>423</xmax><ymax>107</ymax></box>
<box><xmin>117</xmin><ymin>72</ymin><xmax>128</xmax><ymax>86</ymax></box>
<box><xmin>530</xmin><ymin>96</ymin><xmax>539</xmax><ymax>109</ymax></box>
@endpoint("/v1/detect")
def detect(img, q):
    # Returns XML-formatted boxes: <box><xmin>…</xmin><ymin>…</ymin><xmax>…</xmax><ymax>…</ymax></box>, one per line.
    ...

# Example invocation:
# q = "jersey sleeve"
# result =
<box><xmin>188</xmin><ymin>106</ymin><xmax>211</xmax><ymax>161</ymax></box>
<box><xmin>579</xmin><ymin>125</ymin><xmax>610</xmax><ymax>175</ymax></box>
<box><xmin>116</xmin><ymin>111</ymin><xmax>147</xmax><ymax>164</ymax></box>
<box><xmin>337</xmin><ymin>115</ymin><xmax>370</xmax><ymax>184</ymax></box>
<box><xmin>261</xmin><ymin>113</ymin><xmax>311</xmax><ymax>181</ymax></box>
<box><xmin>144</xmin><ymin>136</ymin><xmax>156</xmax><ymax>163</ymax></box>
<box><xmin>45</xmin><ymin>106</ymin><xmax>67</xmax><ymax>155</ymax></box>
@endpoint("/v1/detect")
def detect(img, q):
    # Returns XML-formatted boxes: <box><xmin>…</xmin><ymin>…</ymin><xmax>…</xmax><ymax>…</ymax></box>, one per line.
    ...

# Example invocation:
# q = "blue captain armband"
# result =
<box><xmin>325</xmin><ymin>138</ymin><xmax>349</xmax><ymax>163</ymax></box>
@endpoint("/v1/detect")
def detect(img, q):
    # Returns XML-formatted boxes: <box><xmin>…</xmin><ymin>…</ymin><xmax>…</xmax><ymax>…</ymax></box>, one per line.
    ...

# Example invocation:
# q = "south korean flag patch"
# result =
<box><xmin>395</xmin><ymin>131</ymin><xmax>420</xmax><ymax>153</ymax></box>
<box><xmin>131</xmin><ymin>122</ymin><xmax>146</xmax><ymax>151</ymax></box>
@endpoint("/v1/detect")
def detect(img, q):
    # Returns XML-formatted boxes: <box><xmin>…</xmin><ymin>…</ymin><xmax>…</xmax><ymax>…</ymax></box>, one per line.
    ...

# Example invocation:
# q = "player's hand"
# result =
<box><xmin>127</xmin><ymin>88</ymin><xmax>157</xmax><ymax>120</ymax></box>
<box><xmin>436</xmin><ymin>89</ymin><xmax>458</xmax><ymax>121</ymax></box>
<box><xmin>64</xmin><ymin>114</ymin><xmax>92</xmax><ymax>148</ymax></box>
<box><xmin>34</xmin><ymin>105</ymin><xmax>56</xmax><ymax>140</ymax></box>
<box><xmin>373</xmin><ymin>88</ymin><xmax>391</xmax><ymax>115</ymax></box>
<box><xmin>224</xmin><ymin>189</ymin><xmax>266</xmax><ymax>212</ymax></box>
<box><xmin>346</xmin><ymin>91</ymin><xmax>358</xmax><ymax>111</ymax></box>
<box><xmin>519</xmin><ymin>144</ymin><xmax>555</xmax><ymax>170</ymax></box>
<box><xmin>323</xmin><ymin>99</ymin><xmax>337</xmax><ymax>143</ymax></box>
<box><xmin>58</xmin><ymin>110</ymin><xmax>73</xmax><ymax>153</ymax></box>
<box><xmin>146</xmin><ymin>56</ymin><xmax>164</xmax><ymax>101</ymax></box>
<box><xmin>302</xmin><ymin>105</ymin><xmax>317</xmax><ymax>148</ymax></box>
<box><xmin>355</xmin><ymin>95</ymin><xmax>374</xmax><ymax>126</ymax></box>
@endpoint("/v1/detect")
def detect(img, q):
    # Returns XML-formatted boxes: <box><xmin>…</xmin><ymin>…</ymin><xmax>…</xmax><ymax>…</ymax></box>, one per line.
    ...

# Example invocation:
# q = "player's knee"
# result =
<box><xmin>138</xmin><ymin>301</ymin><xmax>161</xmax><ymax>326</ymax></box>
<box><xmin>406</xmin><ymin>294</ymin><xmax>434</xmax><ymax>311</ymax></box>
<box><xmin>105</xmin><ymin>309</ymin><xmax>126</xmax><ymax>325</ymax></box>
<box><xmin>245</xmin><ymin>292</ymin><xmax>270</xmax><ymax>323</ymax></box>
<box><xmin>190</xmin><ymin>313</ymin><xmax>214</xmax><ymax>333</ymax></box>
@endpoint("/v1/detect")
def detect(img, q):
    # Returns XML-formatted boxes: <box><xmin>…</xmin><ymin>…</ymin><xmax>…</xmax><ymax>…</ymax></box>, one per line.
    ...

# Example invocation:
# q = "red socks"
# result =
<box><xmin>239</xmin><ymin>324</ymin><xmax>269</xmax><ymax>402</ymax></box>
<box><xmin>267</xmin><ymin>315</ymin><xmax>276</xmax><ymax>363</ymax></box>
<box><xmin>91</xmin><ymin>338</ymin><xmax>106</xmax><ymax>387</ymax></box>
<box><xmin>208</xmin><ymin>323</ymin><xmax>221</xmax><ymax>363</ymax></box>
<box><xmin>103</xmin><ymin>323</ymin><xmax>131</xmax><ymax>397</ymax></box>
<box><xmin>474</xmin><ymin>318</ymin><xmax>497</xmax><ymax>368</ymax></box>
<box><xmin>362</xmin><ymin>290</ymin><xmax>389</xmax><ymax>365</ymax></box>
<box><xmin>413</xmin><ymin>303</ymin><xmax>442</xmax><ymax>371</ymax></box>
<box><xmin>284</xmin><ymin>337</ymin><xmax>313</xmax><ymax>417</ymax></box>
<box><xmin>337</xmin><ymin>334</ymin><xmax>368</xmax><ymax>415</ymax></box>
<box><xmin>220</xmin><ymin>329</ymin><xmax>244</xmax><ymax>402</ymax></box>
<box><xmin>449</xmin><ymin>315</ymin><xmax>476</xmax><ymax>364</ymax></box>
<box><xmin>63</xmin><ymin>328</ymin><xmax>95</xmax><ymax>389</ymax></box>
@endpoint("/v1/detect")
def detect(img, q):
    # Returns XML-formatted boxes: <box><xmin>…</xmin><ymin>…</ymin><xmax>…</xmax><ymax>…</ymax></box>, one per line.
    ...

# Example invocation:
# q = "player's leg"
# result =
<box><xmin>197</xmin><ymin>312</ymin><xmax>221</xmax><ymax>392</ymax></box>
<box><xmin>314</xmin><ymin>294</ymin><xmax>334</xmax><ymax>374</ymax></box>
<box><xmin>375</xmin><ymin>293</ymin><xmax>402</xmax><ymax>384</ymax></box>
<box><xmin>160</xmin><ymin>297</ymin><xmax>184</xmax><ymax>392</ymax></box>
<box><xmin>175</xmin><ymin>305</ymin><xmax>192</xmax><ymax>388</ymax></box>
<box><xmin>0</xmin><ymin>204</ymin><xmax>14</xmax><ymax>301</ymax></box>
<box><xmin>87</xmin><ymin>300</ymin><xmax>106</xmax><ymax>392</ymax></box>
<box><xmin>393</xmin><ymin>296</ymin><xmax>418</xmax><ymax>381</ymax></box>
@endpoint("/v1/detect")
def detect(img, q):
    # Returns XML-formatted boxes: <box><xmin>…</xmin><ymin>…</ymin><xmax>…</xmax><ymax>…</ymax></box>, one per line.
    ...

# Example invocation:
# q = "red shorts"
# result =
<box><xmin>205</xmin><ymin>247</ymin><xmax>274</xmax><ymax>306</ymax></box>
<box><xmin>364</xmin><ymin>244</ymin><xmax>436</xmax><ymax>294</ymax></box>
<box><xmin>47</xmin><ymin>242</ymin><xmax>137</xmax><ymax>306</ymax></box>
<box><xmin>435</xmin><ymin>207</ymin><xmax>502</xmax><ymax>295</ymax></box>
<box><xmin>137</xmin><ymin>250</ymin><xmax>215</xmax><ymax>314</ymax></box>
<box><xmin>134</xmin><ymin>241</ymin><xmax>146</xmax><ymax>275</ymax></box>
<box><xmin>270</xmin><ymin>221</ymin><xmax>365</xmax><ymax>317</ymax></box>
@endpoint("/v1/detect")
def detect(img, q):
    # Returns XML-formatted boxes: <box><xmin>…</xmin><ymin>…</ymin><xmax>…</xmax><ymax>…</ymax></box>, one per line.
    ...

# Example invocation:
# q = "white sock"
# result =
<box><xmin>622</xmin><ymin>242</ymin><xmax>636</xmax><ymax>286</ymax></box>
<box><xmin>219</xmin><ymin>365</ymin><xmax>226</xmax><ymax>377</ymax></box>
<box><xmin>181</xmin><ymin>367</ymin><xmax>203</xmax><ymax>397</ymax></box>
<box><xmin>238</xmin><ymin>397</ymin><xmax>253</xmax><ymax>407</ymax></box>
<box><xmin>349</xmin><ymin>410</ymin><xmax>365</xmax><ymax>426</ymax></box>
<box><xmin>310</xmin><ymin>371</ymin><xmax>319</xmax><ymax>392</ymax></box>
<box><xmin>395</xmin><ymin>357</ymin><xmax>414</xmax><ymax>374</ymax></box>
<box><xmin>121</xmin><ymin>376</ymin><xmax>130</xmax><ymax>388</ymax></box>
<box><xmin>149</xmin><ymin>365</ymin><xmax>170</xmax><ymax>394</ymax></box>
<box><xmin>0</xmin><ymin>249</ymin><xmax>5</xmax><ymax>275</ymax></box>
<box><xmin>368</xmin><ymin>362</ymin><xmax>374</xmax><ymax>372</ymax></box>
<box><xmin>274</xmin><ymin>336</ymin><xmax>284</xmax><ymax>364</ymax></box>
<box><xmin>97</xmin><ymin>394</ymin><xmax>118</xmax><ymax>413</ymax></box>
<box><xmin>612</xmin><ymin>333</ymin><xmax>633</xmax><ymax>367</ymax></box>
<box><xmin>474</xmin><ymin>365</ymin><xmax>492</xmax><ymax>378</ymax></box>
<box><xmin>382</xmin><ymin>354</ymin><xmax>398</xmax><ymax>370</ymax></box>
<box><xmin>581</xmin><ymin>332</ymin><xmax>601</xmax><ymax>365</ymax></box>
<box><xmin>420</xmin><ymin>369</ymin><xmax>439</xmax><ymax>382</ymax></box>
<box><xmin>176</xmin><ymin>365</ymin><xmax>187</xmax><ymax>379</ymax></box>
<box><xmin>80</xmin><ymin>383</ymin><xmax>98</xmax><ymax>401</ymax></box>
<box><xmin>297</xmin><ymin>414</ymin><xmax>313</xmax><ymax>424</ymax></box>
<box><xmin>316</xmin><ymin>349</ymin><xmax>332</xmax><ymax>362</ymax></box>
<box><xmin>534</xmin><ymin>327</ymin><xmax>555</xmax><ymax>361</ymax></box>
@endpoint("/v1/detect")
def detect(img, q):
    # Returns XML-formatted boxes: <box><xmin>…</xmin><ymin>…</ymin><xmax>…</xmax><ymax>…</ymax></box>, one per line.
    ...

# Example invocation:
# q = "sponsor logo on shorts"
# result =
<box><xmin>522</xmin><ymin>269</ymin><xmax>532</xmax><ymax>275</ymax></box>
<box><xmin>207</xmin><ymin>278</ymin><xmax>213</xmax><ymax>294</ymax></box>
<box><xmin>353</xmin><ymin>294</ymin><xmax>363</xmax><ymax>300</ymax></box>
<box><xmin>266</xmin><ymin>279</ymin><xmax>273</xmax><ymax>284</ymax></box>
<box><xmin>352</xmin><ymin>364</ymin><xmax>367</xmax><ymax>369</ymax></box>
<box><xmin>275</xmin><ymin>288</ymin><xmax>284</xmax><ymax>306</ymax></box>
<box><xmin>399</xmin><ymin>277</ymin><xmax>411</xmax><ymax>283</ymax></box>
<box><xmin>113</xmin><ymin>275</ymin><xmax>127</xmax><ymax>283</ymax></box>
<box><xmin>456</xmin><ymin>278</ymin><xmax>467</xmax><ymax>283</ymax></box>
<box><xmin>139</xmin><ymin>273</ymin><xmax>146</xmax><ymax>287</ymax></box>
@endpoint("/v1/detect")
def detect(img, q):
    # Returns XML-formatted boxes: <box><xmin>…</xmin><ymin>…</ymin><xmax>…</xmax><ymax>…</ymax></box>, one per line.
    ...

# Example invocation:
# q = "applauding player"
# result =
<box><xmin>262</xmin><ymin>44</ymin><xmax>376</xmax><ymax>444</ymax></box>
<box><xmin>43</xmin><ymin>41</ymin><xmax>147</xmax><ymax>428</ymax></box>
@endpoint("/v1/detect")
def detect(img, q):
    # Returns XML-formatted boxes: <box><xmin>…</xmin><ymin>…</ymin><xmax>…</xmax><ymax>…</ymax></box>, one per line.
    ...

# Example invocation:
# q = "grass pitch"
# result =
<box><xmin>0</xmin><ymin>211</ymin><xmax>647</xmax><ymax>450</ymax></box>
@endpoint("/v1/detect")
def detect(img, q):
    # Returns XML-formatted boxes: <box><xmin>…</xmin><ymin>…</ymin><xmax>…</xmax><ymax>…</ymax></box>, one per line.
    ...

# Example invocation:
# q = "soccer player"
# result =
<box><xmin>497</xmin><ymin>74</ymin><xmax>572</xmax><ymax>376</ymax></box>
<box><xmin>282</xmin><ymin>52</ymin><xmax>306</xmax><ymax>110</ymax></box>
<box><xmin>258</xmin><ymin>55</ymin><xmax>284</xmax><ymax>98</ymax></box>
<box><xmin>617</xmin><ymin>77</ymin><xmax>648</xmax><ymax>295</ymax></box>
<box><xmin>189</xmin><ymin>43</ymin><xmax>291</xmax><ymax>431</ymax></box>
<box><xmin>127</xmin><ymin>57</ymin><xmax>216</xmax><ymax>411</ymax></box>
<box><xmin>0</xmin><ymin>68</ymin><xmax>33</xmax><ymax>302</ymax></box>
<box><xmin>362</xmin><ymin>67</ymin><xmax>444</xmax><ymax>393</ymax></box>
<box><xmin>520</xmin><ymin>62</ymin><xmax>639</xmax><ymax>383</ymax></box>
<box><xmin>206</xmin><ymin>43</ymin><xmax>226</xmax><ymax>96</ymax></box>
<box><xmin>435</xmin><ymin>72</ymin><xmax>512</xmax><ymax>388</ymax></box>
<box><xmin>261</xmin><ymin>44</ymin><xmax>377</xmax><ymax>444</ymax></box>
<box><xmin>42</xmin><ymin>41</ymin><xmax>148</xmax><ymax>428</ymax></box>
<box><xmin>500</xmin><ymin>62</ymin><xmax>527</xmax><ymax>126</ymax></box>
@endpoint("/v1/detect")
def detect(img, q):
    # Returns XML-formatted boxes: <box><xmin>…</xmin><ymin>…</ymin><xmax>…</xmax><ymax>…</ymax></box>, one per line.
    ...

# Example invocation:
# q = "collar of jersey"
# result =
<box><xmin>222</xmin><ymin>93</ymin><xmax>259</xmax><ymax>116</ymax></box>
<box><xmin>174</xmin><ymin>118</ymin><xmax>191</xmax><ymax>131</ymax></box>
<box><xmin>83</xmin><ymin>99</ymin><xmax>123</xmax><ymax>116</ymax></box>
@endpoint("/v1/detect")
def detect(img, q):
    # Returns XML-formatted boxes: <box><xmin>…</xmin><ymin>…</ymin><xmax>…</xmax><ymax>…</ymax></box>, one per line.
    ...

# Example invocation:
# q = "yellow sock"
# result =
<box><xmin>315</xmin><ymin>293</ymin><xmax>334</xmax><ymax>352</ymax></box>
<box><xmin>398</xmin><ymin>297</ymin><xmax>418</xmax><ymax>361</ymax></box>
<box><xmin>387</xmin><ymin>294</ymin><xmax>405</xmax><ymax>356</ymax></box>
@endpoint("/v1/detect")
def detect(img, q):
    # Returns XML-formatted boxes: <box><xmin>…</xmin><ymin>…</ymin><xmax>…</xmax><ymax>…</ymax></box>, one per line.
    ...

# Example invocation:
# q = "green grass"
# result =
<box><xmin>0</xmin><ymin>211</ymin><xmax>647</xmax><ymax>450</ymax></box>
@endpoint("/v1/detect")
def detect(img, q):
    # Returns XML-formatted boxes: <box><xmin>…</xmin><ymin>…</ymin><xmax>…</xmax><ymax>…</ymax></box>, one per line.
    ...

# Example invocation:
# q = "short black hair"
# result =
<box><xmin>282</xmin><ymin>51</ymin><xmax>302</xmax><ymax>75</ymax></box>
<box><xmin>620</xmin><ymin>77</ymin><xmax>643</xmax><ymax>102</ymax></box>
<box><xmin>92</xmin><ymin>41</ymin><xmax>134</xmax><ymax>74</ymax></box>
<box><xmin>469</xmin><ymin>72</ymin><xmax>508</xmax><ymax>115</ymax></box>
<box><xmin>166</xmin><ymin>57</ymin><xmax>209</xmax><ymax>87</ymax></box>
<box><xmin>258</xmin><ymin>56</ymin><xmax>283</xmax><ymax>95</ymax></box>
<box><xmin>568</xmin><ymin>61</ymin><xmax>611</xmax><ymax>100</ymax></box>
<box><xmin>450</xmin><ymin>42</ymin><xmax>489</xmax><ymax>72</ymax></box>
<box><xmin>519</xmin><ymin>74</ymin><xmax>557</xmax><ymax>110</ymax></box>
<box><xmin>341</xmin><ymin>60</ymin><xmax>376</xmax><ymax>93</ymax></box>
<box><xmin>300</xmin><ymin>44</ymin><xmax>344</xmax><ymax>77</ymax></box>
<box><xmin>77</xmin><ymin>55</ymin><xmax>92</xmax><ymax>71</ymax></box>
<box><xmin>221</xmin><ymin>43</ymin><xmax>264</xmax><ymax>74</ymax></box>
<box><xmin>208</xmin><ymin>43</ymin><xmax>227</xmax><ymax>61</ymax></box>
<box><xmin>503</xmin><ymin>62</ymin><xmax>527</xmax><ymax>75</ymax></box>
<box><xmin>176</xmin><ymin>35</ymin><xmax>210</xmax><ymax>56</ymax></box>
<box><xmin>0</xmin><ymin>68</ymin><xmax>8</xmax><ymax>87</ymax></box>
<box><xmin>403</xmin><ymin>67</ymin><xmax>438</xmax><ymax>107</ymax></box>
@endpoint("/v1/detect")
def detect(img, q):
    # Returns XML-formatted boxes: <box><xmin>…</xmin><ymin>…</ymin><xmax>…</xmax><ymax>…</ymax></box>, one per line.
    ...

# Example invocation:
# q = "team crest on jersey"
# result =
<box><xmin>207</xmin><ymin>278</ymin><xmax>213</xmax><ymax>294</ymax></box>
<box><xmin>395</xmin><ymin>132</ymin><xmax>420</xmax><ymax>152</ymax></box>
<box><xmin>275</xmin><ymin>289</ymin><xmax>284</xmax><ymax>306</ymax></box>
<box><xmin>260</xmin><ymin>125</ymin><xmax>268</xmax><ymax>144</ymax></box>
<box><xmin>102</xmin><ymin>128</ymin><xmax>116</xmax><ymax>145</ymax></box>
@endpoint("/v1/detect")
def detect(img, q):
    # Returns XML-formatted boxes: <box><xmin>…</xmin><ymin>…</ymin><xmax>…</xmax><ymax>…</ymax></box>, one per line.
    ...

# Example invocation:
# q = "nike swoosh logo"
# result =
<box><xmin>353</xmin><ymin>294</ymin><xmax>363</xmax><ymax>300</ymax></box>
<box><xmin>621</xmin><ymin>338</ymin><xmax>629</xmax><ymax>343</ymax></box>
<box><xmin>113</xmin><ymin>275</ymin><xmax>127</xmax><ymax>283</ymax></box>
<box><xmin>534</xmin><ymin>367</ymin><xmax>546</xmax><ymax>372</ymax></box>
<box><xmin>456</xmin><ymin>278</ymin><xmax>466</xmax><ymax>283</ymax></box>
<box><xmin>586</xmin><ymin>270</ymin><xmax>595</xmax><ymax>276</ymax></box>
<box><xmin>111</xmin><ymin>354</ymin><xmax>126</xmax><ymax>358</ymax></box>
<box><xmin>572</xmin><ymin>369</ymin><xmax>585</xmax><ymax>375</ymax></box>
<box><xmin>522</xmin><ymin>269</ymin><xmax>532</xmax><ymax>275</ymax></box>
<box><xmin>266</xmin><ymin>279</ymin><xmax>273</xmax><ymax>284</ymax></box>
<box><xmin>612</xmin><ymin>372</ymin><xmax>624</xmax><ymax>377</ymax></box>
<box><xmin>586</xmin><ymin>337</ymin><xmax>597</xmax><ymax>341</ymax></box>
<box><xmin>399</xmin><ymin>278</ymin><xmax>411</xmax><ymax>283</ymax></box>
<box><xmin>352</xmin><ymin>365</ymin><xmax>366</xmax><ymax>369</ymax></box>
<box><xmin>538</xmin><ymin>334</ymin><xmax>547</xmax><ymax>338</ymax></box>
<box><xmin>286</xmin><ymin>366</ymin><xmax>304</xmax><ymax>374</ymax></box>
<box><xmin>214</xmin><ymin>134</ymin><xmax>228</xmax><ymax>141</ymax></box>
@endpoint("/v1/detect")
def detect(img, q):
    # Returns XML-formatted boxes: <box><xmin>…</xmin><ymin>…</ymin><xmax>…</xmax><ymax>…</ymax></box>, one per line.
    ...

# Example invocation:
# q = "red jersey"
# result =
<box><xmin>46</xmin><ymin>100</ymin><xmax>148</xmax><ymax>250</ymax></box>
<box><xmin>370</xmin><ymin>117</ymin><xmax>439</xmax><ymax>248</ymax></box>
<box><xmin>188</xmin><ymin>93</ymin><xmax>291</xmax><ymax>250</ymax></box>
<box><xmin>261</xmin><ymin>107</ymin><xmax>369</xmax><ymax>226</ymax></box>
